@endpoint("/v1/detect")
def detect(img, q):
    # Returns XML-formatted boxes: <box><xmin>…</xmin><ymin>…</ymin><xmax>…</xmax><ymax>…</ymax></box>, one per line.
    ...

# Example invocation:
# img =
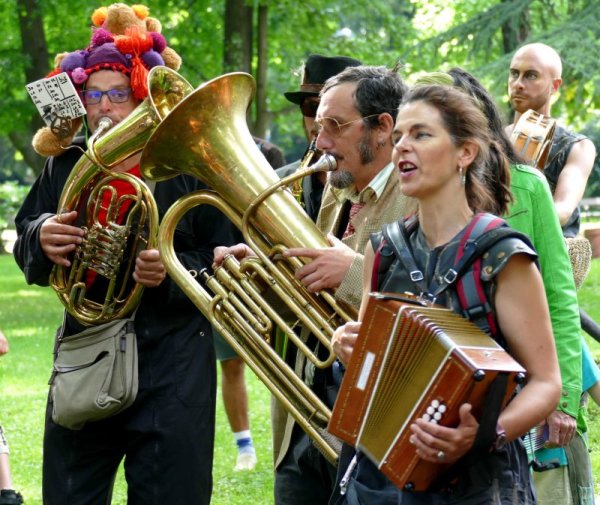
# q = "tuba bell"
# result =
<box><xmin>50</xmin><ymin>66</ymin><xmax>194</xmax><ymax>326</ymax></box>
<box><xmin>140</xmin><ymin>72</ymin><xmax>356</xmax><ymax>463</ymax></box>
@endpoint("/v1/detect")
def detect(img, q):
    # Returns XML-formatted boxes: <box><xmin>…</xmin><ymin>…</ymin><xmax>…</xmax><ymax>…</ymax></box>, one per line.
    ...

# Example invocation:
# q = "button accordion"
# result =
<box><xmin>510</xmin><ymin>109</ymin><xmax>556</xmax><ymax>170</ymax></box>
<box><xmin>328</xmin><ymin>292</ymin><xmax>526</xmax><ymax>492</ymax></box>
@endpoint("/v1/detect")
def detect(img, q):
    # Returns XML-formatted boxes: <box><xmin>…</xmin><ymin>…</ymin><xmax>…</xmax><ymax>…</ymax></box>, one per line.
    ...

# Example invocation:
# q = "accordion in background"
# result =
<box><xmin>509</xmin><ymin>109</ymin><xmax>556</xmax><ymax>170</ymax></box>
<box><xmin>328</xmin><ymin>292</ymin><xmax>526</xmax><ymax>492</ymax></box>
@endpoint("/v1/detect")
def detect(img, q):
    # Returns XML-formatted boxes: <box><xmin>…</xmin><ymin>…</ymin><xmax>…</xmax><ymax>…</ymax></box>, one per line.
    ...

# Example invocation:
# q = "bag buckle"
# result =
<box><xmin>443</xmin><ymin>269</ymin><xmax>458</xmax><ymax>284</ymax></box>
<box><xmin>410</xmin><ymin>270</ymin><xmax>424</xmax><ymax>282</ymax></box>
<box><xmin>418</xmin><ymin>292</ymin><xmax>437</xmax><ymax>305</ymax></box>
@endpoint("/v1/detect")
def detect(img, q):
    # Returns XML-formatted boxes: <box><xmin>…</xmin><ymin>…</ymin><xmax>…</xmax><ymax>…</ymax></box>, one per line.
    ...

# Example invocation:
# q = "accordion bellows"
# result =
<box><xmin>328</xmin><ymin>292</ymin><xmax>526</xmax><ymax>492</ymax></box>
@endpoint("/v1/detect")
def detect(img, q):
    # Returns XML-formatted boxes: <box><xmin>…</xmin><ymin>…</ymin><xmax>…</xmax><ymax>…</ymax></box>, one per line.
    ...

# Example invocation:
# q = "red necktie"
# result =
<box><xmin>343</xmin><ymin>202</ymin><xmax>365</xmax><ymax>239</ymax></box>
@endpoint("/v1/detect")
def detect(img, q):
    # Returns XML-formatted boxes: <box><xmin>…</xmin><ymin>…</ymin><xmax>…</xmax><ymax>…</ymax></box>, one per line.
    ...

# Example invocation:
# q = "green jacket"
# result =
<box><xmin>505</xmin><ymin>164</ymin><xmax>582</xmax><ymax>419</ymax></box>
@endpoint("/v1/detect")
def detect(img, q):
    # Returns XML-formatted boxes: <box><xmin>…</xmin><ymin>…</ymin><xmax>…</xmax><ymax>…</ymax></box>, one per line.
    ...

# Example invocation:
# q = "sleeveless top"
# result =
<box><xmin>371</xmin><ymin>215</ymin><xmax>537</xmax><ymax>347</ymax></box>
<box><xmin>335</xmin><ymin>216</ymin><xmax>540</xmax><ymax>505</ymax></box>
<box><xmin>544</xmin><ymin>124</ymin><xmax>588</xmax><ymax>237</ymax></box>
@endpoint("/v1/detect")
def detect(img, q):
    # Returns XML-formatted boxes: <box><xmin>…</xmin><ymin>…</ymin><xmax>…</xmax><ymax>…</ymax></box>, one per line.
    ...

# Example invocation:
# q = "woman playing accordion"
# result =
<box><xmin>330</xmin><ymin>85</ymin><xmax>561</xmax><ymax>505</ymax></box>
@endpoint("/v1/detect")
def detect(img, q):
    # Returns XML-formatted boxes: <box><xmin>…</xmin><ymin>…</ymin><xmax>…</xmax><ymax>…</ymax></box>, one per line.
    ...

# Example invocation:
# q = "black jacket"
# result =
<box><xmin>13</xmin><ymin>137</ymin><xmax>241</xmax><ymax>395</ymax></box>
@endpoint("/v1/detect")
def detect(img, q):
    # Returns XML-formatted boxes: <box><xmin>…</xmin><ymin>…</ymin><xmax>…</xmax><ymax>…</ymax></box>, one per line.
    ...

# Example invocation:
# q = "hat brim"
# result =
<box><xmin>284</xmin><ymin>91</ymin><xmax>319</xmax><ymax>105</ymax></box>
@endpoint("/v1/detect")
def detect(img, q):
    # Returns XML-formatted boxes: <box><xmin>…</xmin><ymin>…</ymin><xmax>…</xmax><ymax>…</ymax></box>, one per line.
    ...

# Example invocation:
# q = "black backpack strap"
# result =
<box><xmin>381</xmin><ymin>219</ymin><xmax>432</xmax><ymax>300</ymax></box>
<box><xmin>433</xmin><ymin>213</ymin><xmax>536</xmax><ymax>337</ymax></box>
<box><xmin>434</xmin><ymin>213</ymin><xmax>505</xmax><ymax>335</ymax></box>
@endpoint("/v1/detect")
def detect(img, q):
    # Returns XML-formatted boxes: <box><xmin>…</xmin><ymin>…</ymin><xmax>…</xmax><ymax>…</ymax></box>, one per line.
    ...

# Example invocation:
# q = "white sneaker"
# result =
<box><xmin>234</xmin><ymin>451</ymin><xmax>257</xmax><ymax>471</ymax></box>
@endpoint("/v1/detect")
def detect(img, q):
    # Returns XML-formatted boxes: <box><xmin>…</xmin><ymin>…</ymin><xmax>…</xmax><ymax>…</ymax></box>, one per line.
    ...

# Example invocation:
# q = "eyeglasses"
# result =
<box><xmin>314</xmin><ymin>114</ymin><xmax>380</xmax><ymax>138</ymax></box>
<box><xmin>300</xmin><ymin>99</ymin><xmax>320</xmax><ymax>118</ymax></box>
<box><xmin>82</xmin><ymin>88</ymin><xmax>132</xmax><ymax>105</ymax></box>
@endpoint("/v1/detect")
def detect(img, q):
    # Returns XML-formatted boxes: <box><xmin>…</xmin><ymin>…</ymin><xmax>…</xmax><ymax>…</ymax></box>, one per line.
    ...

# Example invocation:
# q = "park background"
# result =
<box><xmin>0</xmin><ymin>0</ymin><xmax>599</xmax><ymax>503</ymax></box>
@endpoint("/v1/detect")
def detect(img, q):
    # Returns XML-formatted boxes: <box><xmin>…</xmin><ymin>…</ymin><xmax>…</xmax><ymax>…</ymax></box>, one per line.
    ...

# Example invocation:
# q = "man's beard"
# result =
<box><xmin>329</xmin><ymin>170</ymin><xmax>354</xmax><ymax>189</ymax></box>
<box><xmin>328</xmin><ymin>133</ymin><xmax>375</xmax><ymax>189</ymax></box>
<box><xmin>510</xmin><ymin>93</ymin><xmax>547</xmax><ymax>115</ymax></box>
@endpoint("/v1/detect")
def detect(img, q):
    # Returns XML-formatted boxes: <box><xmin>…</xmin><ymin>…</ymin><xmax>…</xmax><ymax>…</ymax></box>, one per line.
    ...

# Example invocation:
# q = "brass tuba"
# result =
<box><xmin>140</xmin><ymin>72</ymin><xmax>356</xmax><ymax>463</ymax></box>
<box><xmin>50</xmin><ymin>66</ymin><xmax>194</xmax><ymax>326</ymax></box>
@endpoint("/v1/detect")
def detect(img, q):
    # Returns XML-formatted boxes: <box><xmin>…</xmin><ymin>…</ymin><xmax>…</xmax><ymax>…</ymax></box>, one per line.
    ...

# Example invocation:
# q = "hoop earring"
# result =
<box><xmin>459</xmin><ymin>166</ymin><xmax>466</xmax><ymax>186</ymax></box>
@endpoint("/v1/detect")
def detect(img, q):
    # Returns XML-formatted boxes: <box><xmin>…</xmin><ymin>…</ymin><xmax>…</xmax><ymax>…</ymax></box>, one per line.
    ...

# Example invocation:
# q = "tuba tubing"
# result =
<box><xmin>50</xmin><ymin>66</ymin><xmax>194</xmax><ymax>325</ymax></box>
<box><xmin>158</xmin><ymin>190</ymin><xmax>340</xmax><ymax>463</ymax></box>
<box><xmin>140</xmin><ymin>72</ymin><xmax>356</xmax><ymax>463</ymax></box>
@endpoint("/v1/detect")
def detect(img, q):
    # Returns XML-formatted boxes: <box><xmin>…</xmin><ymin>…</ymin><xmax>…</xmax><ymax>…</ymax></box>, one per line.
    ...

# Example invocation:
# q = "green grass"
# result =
<box><xmin>1</xmin><ymin>253</ymin><xmax>599</xmax><ymax>503</ymax></box>
<box><xmin>0</xmin><ymin>254</ymin><xmax>275</xmax><ymax>505</ymax></box>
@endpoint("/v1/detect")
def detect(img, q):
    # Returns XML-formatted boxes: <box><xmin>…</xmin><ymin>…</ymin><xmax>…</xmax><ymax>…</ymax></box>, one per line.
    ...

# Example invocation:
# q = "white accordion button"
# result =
<box><xmin>422</xmin><ymin>399</ymin><xmax>447</xmax><ymax>423</ymax></box>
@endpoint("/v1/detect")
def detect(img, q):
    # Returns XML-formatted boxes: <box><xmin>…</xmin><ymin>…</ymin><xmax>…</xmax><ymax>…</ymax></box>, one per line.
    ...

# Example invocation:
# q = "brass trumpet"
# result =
<box><xmin>140</xmin><ymin>72</ymin><xmax>356</xmax><ymax>463</ymax></box>
<box><xmin>50</xmin><ymin>66</ymin><xmax>193</xmax><ymax>325</ymax></box>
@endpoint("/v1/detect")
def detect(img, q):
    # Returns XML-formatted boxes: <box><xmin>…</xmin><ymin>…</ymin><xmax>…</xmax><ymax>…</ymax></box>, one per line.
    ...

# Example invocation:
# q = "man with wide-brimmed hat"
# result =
<box><xmin>277</xmin><ymin>54</ymin><xmax>362</xmax><ymax>221</ymax></box>
<box><xmin>272</xmin><ymin>61</ymin><xmax>410</xmax><ymax>505</ymax></box>
<box><xmin>13</xmin><ymin>4</ymin><xmax>238</xmax><ymax>504</ymax></box>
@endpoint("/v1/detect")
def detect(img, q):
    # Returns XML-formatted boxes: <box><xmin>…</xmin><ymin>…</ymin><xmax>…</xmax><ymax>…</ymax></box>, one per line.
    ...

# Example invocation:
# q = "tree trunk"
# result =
<box><xmin>501</xmin><ymin>1</ymin><xmax>530</xmax><ymax>54</ymax></box>
<box><xmin>15</xmin><ymin>0</ymin><xmax>50</xmax><ymax>176</ymax></box>
<box><xmin>223</xmin><ymin>0</ymin><xmax>253</xmax><ymax>73</ymax></box>
<box><xmin>8</xmin><ymin>131</ymin><xmax>44</xmax><ymax>175</ymax></box>
<box><xmin>254</xmin><ymin>4</ymin><xmax>269</xmax><ymax>139</ymax></box>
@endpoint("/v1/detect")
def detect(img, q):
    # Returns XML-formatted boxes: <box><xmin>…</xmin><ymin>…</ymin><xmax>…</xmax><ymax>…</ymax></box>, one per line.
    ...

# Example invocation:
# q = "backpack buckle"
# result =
<box><xmin>410</xmin><ymin>270</ymin><xmax>424</xmax><ymax>282</ymax></box>
<box><xmin>443</xmin><ymin>269</ymin><xmax>458</xmax><ymax>284</ymax></box>
<box><xmin>419</xmin><ymin>292</ymin><xmax>437</xmax><ymax>305</ymax></box>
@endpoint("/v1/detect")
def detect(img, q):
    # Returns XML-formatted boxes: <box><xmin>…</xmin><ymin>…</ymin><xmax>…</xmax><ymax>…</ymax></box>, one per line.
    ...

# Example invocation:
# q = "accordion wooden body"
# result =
<box><xmin>328</xmin><ymin>292</ymin><xmax>526</xmax><ymax>492</ymax></box>
<box><xmin>510</xmin><ymin>109</ymin><xmax>556</xmax><ymax>170</ymax></box>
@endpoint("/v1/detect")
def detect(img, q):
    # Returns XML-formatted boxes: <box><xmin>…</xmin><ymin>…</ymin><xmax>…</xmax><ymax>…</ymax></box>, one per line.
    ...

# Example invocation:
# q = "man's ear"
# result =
<box><xmin>551</xmin><ymin>77</ymin><xmax>562</xmax><ymax>94</ymax></box>
<box><xmin>458</xmin><ymin>139</ymin><xmax>478</xmax><ymax>169</ymax></box>
<box><xmin>377</xmin><ymin>112</ymin><xmax>395</xmax><ymax>137</ymax></box>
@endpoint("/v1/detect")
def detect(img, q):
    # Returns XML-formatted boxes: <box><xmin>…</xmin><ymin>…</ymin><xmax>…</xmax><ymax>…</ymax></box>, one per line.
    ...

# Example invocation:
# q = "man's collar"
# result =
<box><xmin>331</xmin><ymin>162</ymin><xmax>395</xmax><ymax>204</ymax></box>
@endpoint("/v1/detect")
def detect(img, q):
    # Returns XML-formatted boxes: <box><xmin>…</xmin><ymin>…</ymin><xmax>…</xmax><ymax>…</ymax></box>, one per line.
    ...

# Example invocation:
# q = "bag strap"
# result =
<box><xmin>449</xmin><ymin>213</ymin><xmax>505</xmax><ymax>336</ymax></box>
<box><xmin>381</xmin><ymin>213</ymin><xmax>530</xmax><ymax>337</ymax></box>
<box><xmin>381</xmin><ymin>219</ymin><xmax>431</xmax><ymax>298</ymax></box>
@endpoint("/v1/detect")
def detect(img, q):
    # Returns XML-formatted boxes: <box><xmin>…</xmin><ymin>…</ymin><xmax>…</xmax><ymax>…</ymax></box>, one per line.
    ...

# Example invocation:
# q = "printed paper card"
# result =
<box><xmin>26</xmin><ymin>72</ymin><xmax>86</xmax><ymax>127</ymax></box>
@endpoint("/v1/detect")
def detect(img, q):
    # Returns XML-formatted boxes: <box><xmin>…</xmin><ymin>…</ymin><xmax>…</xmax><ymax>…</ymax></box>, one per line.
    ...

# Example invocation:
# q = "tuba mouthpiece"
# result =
<box><xmin>97</xmin><ymin>117</ymin><xmax>114</xmax><ymax>133</ymax></box>
<box><xmin>312</xmin><ymin>153</ymin><xmax>337</xmax><ymax>172</ymax></box>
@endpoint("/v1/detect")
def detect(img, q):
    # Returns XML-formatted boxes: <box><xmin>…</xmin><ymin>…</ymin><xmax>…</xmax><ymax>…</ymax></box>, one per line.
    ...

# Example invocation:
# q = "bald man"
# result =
<box><xmin>506</xmin><ymin>43</ymin><xmax>596</xmax><ymax>237</ymax></box>
<box><xmin>507</xmin><ymin>43</ymin><xmax>596</xmax><ymax>505</ymax></box>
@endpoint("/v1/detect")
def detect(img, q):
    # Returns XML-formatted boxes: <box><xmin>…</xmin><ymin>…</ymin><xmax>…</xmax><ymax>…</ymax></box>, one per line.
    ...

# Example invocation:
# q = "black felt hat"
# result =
<box><xmin>284</xmin><ymin>54</ymin><xmax>362</xmax><ymax>105</ymax></box>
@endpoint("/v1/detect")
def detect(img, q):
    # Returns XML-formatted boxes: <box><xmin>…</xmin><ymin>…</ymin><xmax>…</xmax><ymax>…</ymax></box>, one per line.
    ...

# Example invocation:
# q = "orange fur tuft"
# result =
<box><xmin>114</xmin><ymin>25</ymin><xmax>153</xmax><ymax>55</ymax></box>
<box><xmin>91</xmin><ymin>6</ymin><xmax>108</xmax><ymax>27</ymax></box>
<box><xmin>132</xmin><ymin>4</ymin><xmax>149</xmax><ymax>20</ymax></box>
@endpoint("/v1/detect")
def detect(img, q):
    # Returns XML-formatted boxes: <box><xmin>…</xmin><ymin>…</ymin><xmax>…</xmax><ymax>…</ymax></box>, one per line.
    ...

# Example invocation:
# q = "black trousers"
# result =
<box><xmin>274</xmin><ymin>422</ymin><xmax>338</xmax><ymax>505</ymax></box>
<box><xmin>42</xmin><ymin>385</ymin><xmax>216</xmax><ymax>505</ymax></box>
<box><xmin>330</xmin><ymin>439</ymin><xmax>536</xmax><ymax>505</ymax></box>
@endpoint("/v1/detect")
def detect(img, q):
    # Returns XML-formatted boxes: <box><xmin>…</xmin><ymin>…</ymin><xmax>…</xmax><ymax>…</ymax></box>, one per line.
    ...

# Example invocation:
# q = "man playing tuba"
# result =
<box><xmin>13</xmin><ymin>4</ymin><xmax>239</xmax><ymax>504</ymax></box>
<box><xmin>214</xmin><ymin>64</ymin><xmax>412</xmax><ymax>505</ymax></box>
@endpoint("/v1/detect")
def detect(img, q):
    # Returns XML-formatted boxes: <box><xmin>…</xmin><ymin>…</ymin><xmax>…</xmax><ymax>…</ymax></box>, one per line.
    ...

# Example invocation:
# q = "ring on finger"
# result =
<box><xmin>436</xmin><ymin>450</ymin><xmax>446</xmax><ymax>461</ymax></box>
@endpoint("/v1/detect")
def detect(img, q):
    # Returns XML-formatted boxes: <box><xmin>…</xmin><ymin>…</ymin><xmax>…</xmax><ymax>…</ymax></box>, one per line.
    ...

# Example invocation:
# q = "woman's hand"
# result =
<box><xmin>409</xmin><ymin>403</ymin><xmax>479</xmax><ymax>464</ymax></box>
<box><xmin>332</xmin><ymin>321</ymin><xmax>361</xmax><ymax>366</ymax></box>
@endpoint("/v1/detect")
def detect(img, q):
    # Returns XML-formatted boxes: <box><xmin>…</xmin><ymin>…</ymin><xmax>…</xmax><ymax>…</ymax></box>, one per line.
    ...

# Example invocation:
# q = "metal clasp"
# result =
<box><xmin>443</xmin><ymin>269</ymin><xmax>458</xmax><ymax>284</ymax></box>
<box><xmin>410</xmin><ymin>270</ymin><xmax>424</xmax><ymax>282</ymax></box>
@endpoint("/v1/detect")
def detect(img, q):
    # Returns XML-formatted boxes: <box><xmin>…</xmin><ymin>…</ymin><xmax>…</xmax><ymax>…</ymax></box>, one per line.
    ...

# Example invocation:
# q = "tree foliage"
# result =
<box><xmin>1</xmin><ymin>0</ymin><xmax>599</xmax><ymax>186</ymax></box>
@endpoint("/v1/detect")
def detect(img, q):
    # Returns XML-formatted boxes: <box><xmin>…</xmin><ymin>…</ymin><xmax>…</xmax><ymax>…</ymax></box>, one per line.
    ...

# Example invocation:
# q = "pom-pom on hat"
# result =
<box><xmin>33</xmin><ymin>3</ymin><xmax>182</xmax><ymax>158</ymax></box>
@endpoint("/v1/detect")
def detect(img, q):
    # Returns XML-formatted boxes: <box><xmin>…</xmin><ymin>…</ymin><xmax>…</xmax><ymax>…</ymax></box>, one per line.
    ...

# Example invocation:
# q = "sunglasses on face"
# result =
<box><xmin>314</xmin><ymin>114</ymin><xmax>380</xmax><ymax>138</ymax></box>
<box><xmin>300</xmin><ymin>99</ymin><xmax>320</xmax><ymax>118</ymax></box>
<box><xmin>82</xmin><ymin>88</ymin><xmax>132</xmax><ymax>105</ymax></box>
